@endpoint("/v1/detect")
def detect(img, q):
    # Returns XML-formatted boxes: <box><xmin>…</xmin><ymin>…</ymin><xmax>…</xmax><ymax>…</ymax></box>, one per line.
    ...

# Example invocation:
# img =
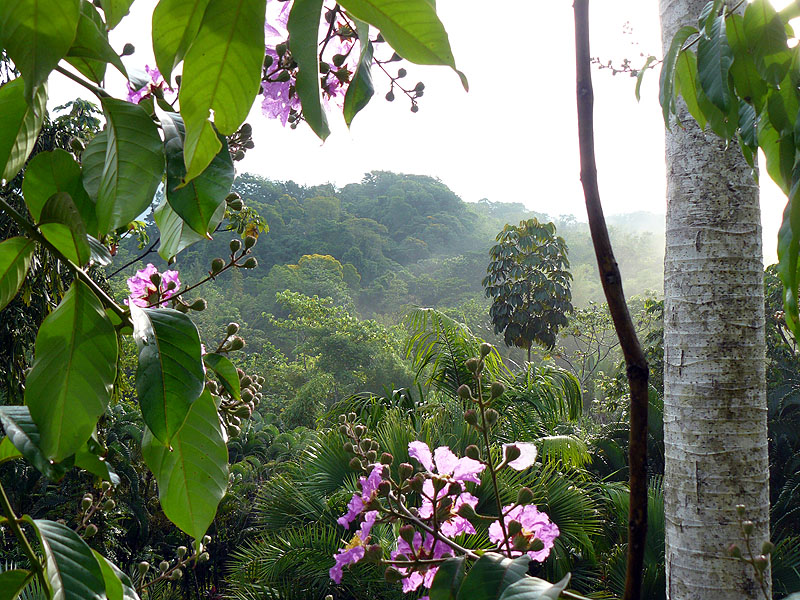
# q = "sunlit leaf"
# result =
<box><xmin>0</xmin><ymin>79</ymin><xmax>47</xmax><ymax>182</ymax></box>
<box><xmin>0</xmin><ymin>237</ymin><xmax>35</xmax><ymax>312</ymax></box>
<box><xmin>152</xmin><ymin>0</ymin><xmax>211</xmax><ymax>86</ymax></box>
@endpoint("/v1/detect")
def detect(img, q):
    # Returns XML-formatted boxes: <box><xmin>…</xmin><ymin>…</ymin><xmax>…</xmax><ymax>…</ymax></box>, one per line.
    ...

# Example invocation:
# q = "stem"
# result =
<box><xmin>0</xmin><ymin>481</ymin><xmax>48</xmax><ymax>590</ymax></box>
<box><xmin>475</xmin><ymin>377</ymin><xmax>513</xmax><ymax>557</ymax></box>
<box><xmin>108</xmin><ymin>237</ymin><xmax>160</xmax><ymax>278</ymax></box>
<box><xmin>55</xmin><ymin>66</ymin><xmax>110</xmax><ymax>98</ymax></box>
<box><xmin>573</xmin><ymin>4</ymin><xmax>648</xmax><ymax>600</ymax></box>
<box><xmin>0</xmin><ymin>197</ymin><xmax>129</xmax><ymax>324</ymax></box>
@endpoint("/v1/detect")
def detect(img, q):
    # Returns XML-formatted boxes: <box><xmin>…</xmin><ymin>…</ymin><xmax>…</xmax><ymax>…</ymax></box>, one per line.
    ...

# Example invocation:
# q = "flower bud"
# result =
<box><xmin>241</xmin><ymin>257</ymin><xmax>258</xmax><ymax>269</ymax></box>
<box><xmin>366</xmin><ymin>450</ymin><xmax>377</xmax><ymax>462</ymax></box>
<box><xmin>457</xmin><ymin>503</ymin><xmax>477</xmax><ymax>520</ymax></box>
<box><xmin>349</xmin><ymin>457</ymin><xmax>362</xmax><ymax>471</ymax></box>
<box><xmin>137</xmin><ymin>561</ymin><xmax>149</xmax><ymax>575</ymax></box>
<box><xmin>332</xmin><ymin>54</ymin><xmax>346</xmax><ymax>67</ymax></box>
<box><xmin>81</xmin><ymin>495</ymin><xmax>93</xmax><ymax>510</ymax></box>
<box><xmin>490</xmin><ymin>381</ymin><xmax>506</xmax><ymax>399</ymax></box>
<box><xmin>414</xmin><ymin>82</ymin><xmax>425</xmax><ymax>92</ymax></box>
<box><xmin>198</xmin><ymin>551</ymin><xmax>210</xmax><ymax>563</ymax></box>
<box><xmin>228</xmin><ymin>337</ymin><xmax>245</xmax><ymax>351</ymax></box>
<box><xmin>410</xmin><ymin>474</ymin><xmax>424</xmax><ymax>493</ymax></box>
<box><xmin>377</xmin><ymin>481</ymin><xmax>391</xmax><ymax>497</ymax></box>
<box><xmin>170</xmin><ymin>568</ymin><xmax>183</xmax><ymax>580</ymax></box>
<box><xmin>241</xmin><ymin>375</ymin><xmax>252</xmax><ymax>387</ymax></box>
<box><xmin>101</xmin><ymin>481</ymin><xmax>112</xmax><ymax>492</ymax></box>
<box><xmin>761</xmin><ymin>541</ymin><xmax>775</xmax><ymax>555</ymax></box>
<box><xmin>228</xmin><ymin>199</ymin><xmax>244</xmax><ymax>211</ymax></box>
<box><xmin>447</xmin><ymin>482</ymin><xmax>462</xmax><ymax>496</ymax></box>
<box><xmin>727</xmin><ymin>543</ymin><xmax>742</xmax><ymax>558</ymax></box>
<box><xmin>276</xmin><ymin>42</ymin><xmax>287</xmax><ymax>56</ymax></box>
<box><xmin>203</xmin><ymin>535</ymin><xmax>212</xmax><ymax>545</ymax></box>
<box><xmin>319</xmin><ymin>61</ymin><xmax>331</xmax><ymax>74</ymax></box>
<box><xmin>465</xmin><ymin>358</ymin><xmax>480</xmax><ymax>373</ymax></box>
<box><xmin>397</xmin><ymin>67</ymin><xmax>407</xmax><ymax>78</ymax></box>
<box><xmin>354</xmin><ymin>425</ymin><xmax>366</xmax><ymax>437</ymax></box>
<box><xmin>177</xmin><ymin>545</ymin><xmax>187</xmax><ymax>558</ymax></box>
<box><xmin>338</xmin><ymin>414</ymin><xmax>347</xmax><ymax>424</ymax></box>
<box><xmin>235</xmin><ymin>405</ymin><xmax>252</xmax><ymax>419</ymax></box>
<box><xmin>385</xmin><ymin>567</ymin><xmax>404</xmax><ymax>583</ymax></box>
<box><xmin>364</xmin><ymin>544</ymin><xmax>383</xmax><ymax>563</ymax></box>
<box><xmin>399</xmin><ymin>525</ymin><xmax>415</xmax><ymax>544</ymax></box>
<box><xmin>159</xmin><ymin>560</ymin><xmax>170</xmax><ymax>572</ymax></box>
<box><xmin>742</xmin><ymin>520</ymin><xmax>755</xmax><ymax>535</ymax></box>
<box><xmin>385</xmin><ymin>90</ymin><xmax>395</xmax><ymax>102</ymax></box>
<box><xmin>528</xmin><ymin>538</ymin><xmax>545</xmax><ymax>552</ymax></box>
<box><xmin>190</xmin><ymin>298</ymin><xmax>207</xmax><ymax>311</ymax></box>
<box><xmin>230</xmin><ymin>239</ymin><xmax>242</xmax><ymax>253</ymax></box>
<box><xmin>516</xmin><ymin>487</ymin><xmax>534</xmax><ymax>505</ymax></box>
<box><xmin>263</xmin><ymin>54</ymin><xmax>274</xmax><ymax>68</ymax></box>
<box><xmin>399</xmin><ymin>463</ymin><xmax>413</xmax><ymax>480</ymax></box>
<box><xmin>735</xmin><ymin>504</ymin><xmax>746</xmax><ymax>517</ymax></box>
<box><xmin>464</xmin><ymin>409</ymin><xmax>479</xmax><ymax>427</ymax></box>
<box><xmin>465</xmin><ymin>445</ymin><xmax>480</xmax><ymax>460</ymax></box>
<box><xmin>479</xmin><ymin>342</ymin><xmax>493</xmax><ymax>357</ymax></box>
<box><xmin>485</xmin><ymin>409</ymin><xmax>499</xmax><ymax>427</ymax></box>
<box><xmin>70</xmin><ymin>138</ymin><xmax>85</xmax><ymax>154</ymax></box>
<box><xmin>227</xmin><ymin>424</ymin><xmax>240</xmax><ymax>437</ymax></box>
<box><xmin>150</xmin><ymin>272</ymin><xmax>162</xmax><ymax>286</ymax></box>
<box><xmin>360</xmin><ymin>438</ymin><xmax>372</xmax><ymax>452</ymax></box>
<box><xmin>457</xmin><ymin>384</ymin><xmax>472</xmax><ymax>400</ymax></box>
<box><xmin>507</xmin><ymin>519</ymin><xmax>523</xmax><ymax>537</ymax></box>
<box><xmin>512</xmin><ymin>534</ymin><xmax>528</xmax><ymax>551</ymax></box>
<box><xmin>380</xmin><ymin>452</ymin><xmax>393</xmax><ymax>465</ymax></box>
<box><xmin>343</xmin><ymin>442</ymin><xmax>354</xmax><ymax>453</ymax></box>
<box><xmin>753</xmin><ymin>555</ymin><xmax>768</xmax><ymax>572</ymax></box>
<box><xmin>85</xmin><ymin>523</ymin><xmax>98</xmax><ymax>537</ymax></box>
<box><xmin>211</xmin><ymin>258</ymin><xmax>225</xmax><ymax>274</ymax></box>
<box><xmin>504</xmin><ymin>444</ymin><xmax>521</xmax><ymax>463</ymax></box>
<box><xmin>103</xmin><ymin>499</ymin><xmax>115</xmax><ymax>511</ymax></box>
<box><xmin>244</xmin><ymin>235</ymin><xmax>257</xmax><ymax>249</ymax></box>
<box><xmin>122</xmin><ymin>43</ymin><xmax>135</xmax><ymax>56</ymax></box>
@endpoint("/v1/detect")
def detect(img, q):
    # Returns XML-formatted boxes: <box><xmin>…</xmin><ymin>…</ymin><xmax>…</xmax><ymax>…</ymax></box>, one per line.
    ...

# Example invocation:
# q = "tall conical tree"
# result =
<box><xmin>659</xmin><ymin>1</ymin><xmax>771</xmax><ymax>598</ymax></box>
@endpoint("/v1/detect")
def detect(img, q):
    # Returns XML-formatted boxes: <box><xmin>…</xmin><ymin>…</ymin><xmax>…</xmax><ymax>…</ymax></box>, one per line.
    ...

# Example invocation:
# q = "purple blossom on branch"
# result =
<box><xmin>488</xmin><ymin>504</ymin><xmax>560</xmax><ymax>561</ymax></box>
<box><xmin>125</xmin><ymin>263</ymin><xmax>180</xmax><ymax>307</ymax></box>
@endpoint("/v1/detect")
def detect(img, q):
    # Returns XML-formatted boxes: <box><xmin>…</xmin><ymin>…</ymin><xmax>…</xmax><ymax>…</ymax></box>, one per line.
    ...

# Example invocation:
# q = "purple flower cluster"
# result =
<box><xmin>125</xmin><ymin>264</ymin><xmax>180</xmax><ymax>308</ymax></box>
<box><xmin>126</xmin><ymin>65</ymin><xmax>177</xmax><ymax>105</ymax></box>
<box><xmin>489</xmin><ymin>504</ymin><xmax>560</xmax><ymax>562</ymax></box>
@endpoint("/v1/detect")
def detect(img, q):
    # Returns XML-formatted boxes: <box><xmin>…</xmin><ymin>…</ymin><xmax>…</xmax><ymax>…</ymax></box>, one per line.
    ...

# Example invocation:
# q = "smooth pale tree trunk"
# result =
<box><xmin>660</xmin><ymin>1</ymin><xmax>771</xmax><ymax>598</ymax></box>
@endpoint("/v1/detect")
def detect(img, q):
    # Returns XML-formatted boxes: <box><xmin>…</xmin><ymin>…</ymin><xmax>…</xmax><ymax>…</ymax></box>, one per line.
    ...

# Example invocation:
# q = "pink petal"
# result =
<box><xmin>504</xmin><ymin>442</ymin><xmax>538</xmax><ymax>470</ymax></box>
<box><xmin>433</xmin><ymin>446</ymin><xmax>459</xmax><ymax>476</ymax></box>
<box><xmin>408</xmin><ymin>441</ymin><xmax>433</xmax><ymax>471</ymax></box>
<box><xmin>452</xmin><ymin>456</ymin><xmax>485</xmax><ymax>484</ymax></box>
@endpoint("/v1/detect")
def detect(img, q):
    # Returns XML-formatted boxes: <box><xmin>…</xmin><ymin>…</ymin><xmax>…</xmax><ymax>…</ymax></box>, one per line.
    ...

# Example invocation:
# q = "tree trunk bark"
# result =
<box><xmin>660</xmin><ymin>2</ymin><xmax>771</xmax><ymax>599</ymax></box>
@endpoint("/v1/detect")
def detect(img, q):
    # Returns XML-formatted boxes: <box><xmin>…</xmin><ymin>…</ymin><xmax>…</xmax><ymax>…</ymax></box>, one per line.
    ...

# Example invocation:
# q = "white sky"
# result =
<box><xmin>49</xmin><ymin>0</ymin><xmax>789</xmax><ymax>263</ymax></box>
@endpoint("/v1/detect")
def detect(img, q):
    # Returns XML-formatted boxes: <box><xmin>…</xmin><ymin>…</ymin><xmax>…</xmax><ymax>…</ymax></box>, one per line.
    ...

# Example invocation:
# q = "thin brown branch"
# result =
<box><xmin>573</xmin><ymin>3</ymin><xmax>649</xmax><ymax>600</ymax></box>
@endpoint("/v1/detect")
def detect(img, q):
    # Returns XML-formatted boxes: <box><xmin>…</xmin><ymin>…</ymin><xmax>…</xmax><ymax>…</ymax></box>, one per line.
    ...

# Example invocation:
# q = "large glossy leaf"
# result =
<box><xmin>697</xmin><ymin>13</ymin><xmax>733</xmax><ymax>113</ymax></box>
<box><xmin>94</xmin><ymin>551</ymin><xmax>140</xmax><ymax>600</ymax></box>
<box><xmin>778</xmin><ymin>167</ymin><xmax>800</xmax><ymax>336</ymax></box>
<box><xmin>142</xmin><ymin>389</ymin><xmax>228</xmax><ymax>538</ymax></box>
<box><xmin>22</xmin><ymin>149</ymin><xmax>98</xmax><ymax>237</ymax></box>
<box><xmin>131</xmin><ymin>305</ymin><xmax>205</xmax><ymax>444</ymax></box>
<box><xmin>0</xmin><ymin>237</ymin><xmax>35</xmax><ymax>312</ymax></box>
<box><xmin>80</xmin><ymin>130</ymin><xmax>107</xmax><ymax>201</ymax></box>
<box><xmin>153</xmin><ymin>195</ymin><xmax>215</xmax><ymax>260</ymax></box>
<box><xmin>152</xmin><ymin>0</ymin><xmax>211</xmax><ymax>85</ymax></box>
<box><xmin>0</xmin><ymin>0</ymin><xmax>80</xmax><ymax>101</ymax></box>
<box><xmin>744</xmin><ymin>0</ymin><xmax>792</xmax><ymax>86</ymax></box>
<box><xmin>38</xmin><ymin>192</ymin><xmax>91</xmax><ymax>266</ymax></box>
<box><xmin>178</xmin><ymin>0</ymin><xmax>266</xmax><ymax>182</ymax></box>
<box><xmin>659</xmin><ymin>25</ymin><xmax>698</xmax><ymax>126</ymax></box>
<box><xmin>758</xmin><ymin>116</ymin><xmax>793</xmax><ymax>194</ymax></box>
<box><xmin>0</xmin><ymin>569</ymin><xmax>30</xmax><ymax>600</ymax></box>
<box><xmin>203</xmin><ymin>352</ymin><xmax>240</xmax><ymax>400</ymax></box>
<box><xmin>456</xmin><ymin>555</ymin><xmax>530</xmax><ymax>600</ymax></box>
<box><xmin>337</xmin><ymin>0</ymin><xmax>467</xmax><ymax>89</ymax></box>
<box><xmin>498</xmin><ymin>574</ymin><xmax>572</xmax><ymax>600</ymax></box>
<box><xmin>726</xmin><ymin>14</ymin><xmax>767</xmax><ymax>113</ymax></box>
<box><xmin>25</xmin><ymin>280</ymin><xmax>118</xmax><ymax>461</ymax></box>
<box><xmin>162</xmin><ymin>112</ymin><xmax>234</xmax><ymax>236</ymax></box>
<box><xmin>674</xmin><ymin>50</ymin><xmax>706</xmax><ymax>130</ymax></box>
<box><xmin>343</xmin><ymin>19</ymin><xmax>375</xmax><ymax>127</ymax></box>
<box><xmin>287</xmin><ymin>0</ymin><xmax>330</xmax><ymax>140</ymax></box>
<box><xmin>32</xmin><ymin>519</ymin><xmax>106</xmax><ymax>600</ymax></box>
<box><xmin>93</xmin><ymin>98</ymin><xmax>165</xmax><ymax>235</ymax></box>
<box><xmin>0</xmin><ymin>437</ymin><xmax>23</xmax><ymax>464</ymax></box>
<box><xmin>429</xmin><ymin>556</ymin><xmax>466</xmax><ymax>600</ymax></box>
<box><xmin>67</xmin><ymin>0</ymin><xmax>127</xmax><ymax>84</ymax></box>
<box><xmin>0</xmin><ymin>78</ymin><xmax>47</xmax><ymax>182</ymax></box>
<box><xmin>98</xmin><ymin>0</ymin><xmax>134</xmax><ymax>29</ymax></box>
<box><xmin>0</xmin><ymin>407</ymin><xmax>67</xmax><ymax>478</ymax></box>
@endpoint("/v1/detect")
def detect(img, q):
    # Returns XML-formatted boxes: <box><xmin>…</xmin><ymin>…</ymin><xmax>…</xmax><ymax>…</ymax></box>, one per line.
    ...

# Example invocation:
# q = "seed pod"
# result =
<box><xmin>227</xmin><ymin>322</ymin><xmax>240</xmax><ymax>336</ymax></box>
<box><xmin>349</xmin><ymin>457</ymin><xmax>362</xmax><ymax>470</ymax></box>
<box><xmin>398</xmin><ymin>463</ymin><xmax>413</xmax><ymax>480</ymax></box>
<box><xmin>465</xmin><ymin>358</ymin><xmax>480</xmax><ymax>373</ymax></box>
<box><xmin>170</xmin><ymin>568</ymin><xmax>183</xmax><ymax>580</ymax></box>
<box><xmin>244</xmin><ymin>234</ymin><xmax>258</xmax><ymax>249</ymax></box>
<box><xmin>229</xmin><ymin>239</ymin><xmax>242</xmax><ymax>253</ymax></box>
<box><xmin>485</xmin><ymin>409</ymin><xmax>499</xmax><ymax>427</ymax></box>
<box><xmin>263</xmin><ymin>54</ymin><xmax>274</xmax><ymax>68</ymax></box>
<box><xmin>240</xmin><ymin>123</ymin><xmax>252</xmax><ymax>136</ymax></box>
<box><xmin>70</xmin><ymin>138</ymin><xmax>85</xmax><ymax>154</ymax></box>
<box><xmin>464</xmin><ymin>409</ymin><xmax>478</xmax><ymax>427</ymax></box>
<box><xmin>414</xmin><ymin>81</ymin><xmax>425</xmax><ymax>92</ymax></box>
<box><xmin>479</xmin><ymin>342</ymin><xmax>493</xmax><ymax>357</ymax></box>
<box><xmin>177</xmin><ymin>545</ymin><xmax>188</xmax><ymax>558</ymax></box>
<box><xmin>319</xmin><ymin>61</ymin><xmax>330</xmax><ymax>74</ymax></box>
<box><xmin>397</xmin><ymin>68</ymin><xmax>407</xmax><ymax>78</ymax></box>
<box><xmin>242</xmin><ymin>389</ymin><xmax>254</xmax><ymax>402</ymax></box>
<box><xmin>410</xmin><ymin>104</ymin><xmax>419</xmax><ymax>113</ymax></box>
<box><xmin>276</xmin><ymin>42</ymin><xmax>287</xmax><ymax>56</ymax></box>
<box><xmin>490</xmin><ymin>381</ymin><xmax>506</xmax><ymax>399</ymax></box>
<box><xmin>507</xmin><ymin>519</ymin><xmax>523</xmax><ymax>537</ymax></box>
<box><xmin>149</xmin><ymin>272</ymin><xmax>162</xmax><ymax>286</ymax></box>
<box><xmin>457</xmin><ymin>503</ymin><xmax>477</xmax><ymax>519</ymax></box>
<box><xmin>385</xmin><ymin>90</ymin><xmax>395</xmax><ymax>102</ymax></box>
<box><xmin>122</xmin><ymin>43</ymin><xmax>135</xmax><ymax>56</ymax></box>
<box><xmin>159</xmin><ymin>560</ymin><xmax>170</xmax><ymax>572</ymax></box>
<box><xmin>332</xmin><ymin>54</ymin><xmax>346</xmax><ymax>66</ymax></box>
<box><xmin>229</xmin><ymin>199</ymin><xmax>244</xmax><ymax>210</ymax></box>
<box><xmin>399</xmin><ymin>525</ymin><xmax>415</xmax><ymax>544</ymax></box>
<box><xmin>380</xmin><ymin>452</ymin><xmax>393</xmax><ymax>465</ymax></box>
<box><xmin>101</xmin><ymin>481</ymin><xmax>112</xmax><ymax>492</ymax></box>
<box><xmin>103</xmin><ymin>499</ymin><xmax>115</xmax><ymax>511</ymax></box>
<box><xmin>228</xmin><ymin>337</ymin><xmax>245</xmax><ymax>351</ymax></box>
<box><xmin>137</xmin><ymin>561</ymin><xmax>150</xmax><ymax>575</ymax></box>
<box><xmin>190</xmin><ymin>298</ymin><xmax>207</xmax><ymax>311</ymax></box>
<box><xmin>211</xmin><ymin>258</ymin><xmax>225</xmax><ymax>274</ymax></box>
<box><xmin>235</xmin><ymin>405</ymin><xmax>252</xmax><ymax>419</ymax></box>
<box><xmin>343</xmin><ymin>442</ymin><xmax>354</xmax><ymax>453</ymax></box>
<box><xmin>366</xmin><ymin>450</ymin><xmax>377</xmax><ymax>462</ymax></box>
<box><xmin>233</xmin><ymin>150</ymin><xmax>245</xmax><ymax>161</ymax></box>
<box><xmin>457</xmin><ymin>384</ymin><xmax>472</xmax><ymax>400</ymax></box>
<box><xmin>85</xmin><ymin>524</ymin><xmax>98</xmax><ymax>537</ymax></box>
<box><xmin>338</xmin><ymin>414</ymin><xmax>347</xmax><ymax>424</ymax></box>
<box><xmin>447</xmin><ymin>481</ymin><xmax>462</xmax><ymax>496</ymax></box>
<box><xmin>762</xmin><ymin>541</ymin><xmax>775</xmax><ymax>555</ymax></box>
<box><xmin>198</xmin><ymin>551</ymin><xmax>210</xmax><ymax>563</ymax></box>
<box><xmin>354</xmin><ymin>425</ymin><xmax>366</xmax><ymax>437</ymax></box>
<box><xmin>81</xmin><ymin>495</ymin><xmax>93</xmax><ymax>510</ymax></box>
<box><xmin>227</xmin><ymin>424</ymin><xmax>241</xmax><ymax>437</ymax></box>
<box><xmin>742</xmin><ymin>520</ymin><xmax>755</xmax><ymax>535</ymax></box>
<box><xmin>377</xmin><ymin>481</ymin><xmax>391</xmax><ymax>497</ymax></box>
<box><xmin>339</xmin><ymin>424</ymin><xmax>349</xmax><ymax>436</ymax></box>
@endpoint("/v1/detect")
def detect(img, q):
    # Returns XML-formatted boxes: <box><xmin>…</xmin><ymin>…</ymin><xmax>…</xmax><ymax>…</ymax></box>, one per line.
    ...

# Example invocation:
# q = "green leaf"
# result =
<box><xmin>0</xmin><ymin>237</ymin><xmax>35</xmax><ymax>312</ymax></box>
<box><xmin>38</xmin><ymin>192</ymin><xmax>92</xmax><ymax>266</ymax></box>
<box><xmin>343</xmin><ymin>19</ymin><xmax>375</xmax><ymax>127</ymax></box>
<box><xmin>0</xmin><ymin>406</ymin><xmax>67</xmax><ymax>478</ymax></box>
<box><xmin>87</xmin><ymin>236</ymin><xmax>112</xmax><ymax>266</ymax></box>
<box><xmin>674</xmin><ymin>50</ymin><xmax>706</xmax><ymax>130</ymax></box>
<box><xmin>0</xmin><ymin>0</ymin><xmax>80</xmax><ymax>102</ymax></box>
<box><xmin>75</xmin><ymin>441</ymin><xmax>120</xmax><ymax>485</ymax></box>
<box><xmin>152</xmin><ymin>0</ymin><xmax>211</xmax><ymax>86</ymax></box>
<box><xmin>0</xmin><ymin>78</ymin><xmax>47</xmax><ymax>182</ymax></box>
<box><xmin>429</xmin><ymin>556</ymin><xmax>466</xmax><ymax>600</ymax></box>
<box><xmin>32</xmin><ymin>519</ymin><xmax>106</xmax><ymax>600</ymax></box>
<box><xmin>0</xmin><ymin>569</ymin><xmax>30</xmax><ymax>600</ymax></box>
<box><xmin>659</xmin><ymin>25</ymin><xmax>698</xmax><ymax>126</ymax></box>
<box><xmin>93</xmin><ymin>98</ymin><xmax>165</xmax><ymax>235</ymax></box>
<box><xmin>498</xmin><ymin>574</ymin><xmax>572</xmax><ymax>600</ymax></box>
<box><xmin>99</xmin><ymin>0</ymin><xmax>134</xmax><ymax>29</ymax></box>
<box><xmin>726</xmin><ymin>14</ymin><xmax>767</xmax><ymax>112</ymax></box>
<box><xmin>744</xmin><ymin>0</ymin><xmax>792</xmax><ymax>85</ymax></box>
<box><xmin>25</xmin><ymin>280</ymin><xmax>117</xmax><ymax>461</ymax></box>
<box><xmin>66</xmin><ymin>0</ymin><xmax>128</xmax><ymax>84</ymax></box>
<box><xmin>758</xmin><ymin>115</ymin><xmax>793</xmax><ymax>194</ymax></box>
<box><xmin>635</xmin><ymin>55</ymin><xmax>656</xmax><ymax>102</ymax></box>
<box><xmin>738</xmin><ymin>100</ymin><xmax>757</xmax><ymax>150</ymax></box>
<box><xmin>338</xmin><ymin>0</ymin><xmax>466</xmax><ymax>89</ymax></box>
<box><xmin>131</xmin><ymin>305</ymin><xmax>205</xmax><ymax>444</ymax></box>
<box><xmin>456</xmin><ymin>554</ymin><xmax>530</xmax><ymax>600</ymax></box>
<box><xmin>287</xmin><ymin>0</ymin><xmax>330</xmax><ymax>140</ymax></box>
<box><xmin>81</xmin><ymin>129</ymin><xmax>106</xmax><ymax>201</ymax></box>
<box><xmin>93</xmin><ymin>551</ymin><xmax>140</xmax><ymax>600</ymax></box>
<box><xmin>203</xmin><ymin>353</ymin><xmax>240</xmax><ymax>400</ymax></box>
<box><xmin>22</xmin><ymin>149</ymin><xmax>98</xmax><ymax>237</ymax></box>
<box><xmin>0</xmin><ymin>436</ymin><xmax>23</xmax><ymax>464</ymax></box>
<box><xmin>697</xmin><ymin>13</ymin><xmax>734</xmax><ymax>113</ymax></box>
<box><xmin>179</xmin><ymin>0</ymin><xmax>266</xmax><ymax>182</ymax></box>
<box><xmin>142</xmin><ymin>389</ymin><xmax>228</xmax><ymax>538</ymax></box>
<box><xmin>778</xmin><ymin>164</ymin><xmax>800</xmax><ymax>337</ymax></box>
<box><xmin>153</xmin><ymin>195</ymin><xmax>216</xmax><ymax>260</ymax></box>
<box><xmin>163</xmin><ymin>111</ymin><xmax>234</xmax><ymax>236</ymax></box>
